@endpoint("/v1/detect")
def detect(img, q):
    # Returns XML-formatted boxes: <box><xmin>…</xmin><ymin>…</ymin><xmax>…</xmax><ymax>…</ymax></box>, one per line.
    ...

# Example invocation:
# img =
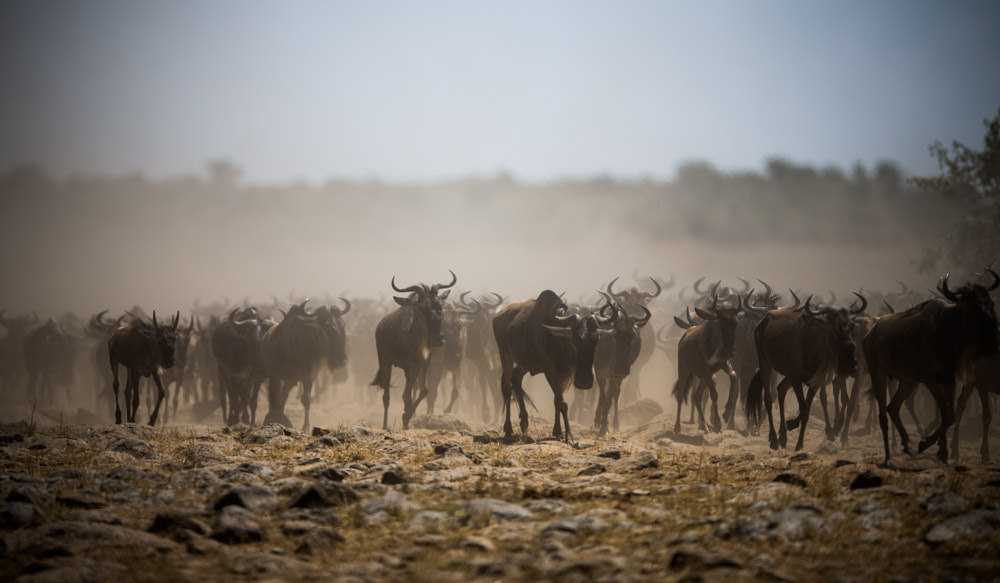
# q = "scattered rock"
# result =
<box><xmin>148</xmin><ymin>512</ymin><xmax>210</xmax><ymax>540</ymax></box>
<box><xmin>789</xmin><ymin>452</ymin><xmax>809</xmax><ymax>462</ymax></box>
<box><xmin>409</xmin><ymin>510</ymin><xmax>451</xmax><ymax>532</ymax></box>
<box><xmin>294</xmin><ymin>526</ymin><xmax>345</xmax><ymax>555</ymax></box>
<box><xmin>578</xmin><ymin>464</ymin><xmax>606</xmax><ymax>476</ymax></box>
<box><xmin>362</xmin><ymin>491</ymin><xmax>420</xmax><ymax>515</ymax></box>
<box><xmin>1</xmin><ymin>500</ymin><xmax>36</xmax><ymax>529</ymax></box>
<box><xmin>849</xmin><ymin>471</ymin><xmax>883</xmax><ymax>490</ymax></box>
<box><xmin>290</xmin><ymin>483</ymin><xmax>359</xmax><ymax>509</ymax></box>
<box><xmin>212</xmin><ymin>484</ymin><xmax>276</xmax><ymax>512</ymax></box>
<box><xmin>773</xmin><ymin>472</ymin><xmax>808</xmax><ymax>488</ymax></box>
<box><xmin>597</xmin><ymin>449</ymin><xmax>622</xmax><ymax>460</ymax></box>
<box><xmin>109</xmin><ymin>437</ymin><xmax>155</xmax><ymax>459</ymax></box>
<box><xmin>465</xmin><ymin>498</ymin><xmax>533</xmax><ymax>521</ymax></box>
<box><xmin>381</xmin><ymin>469</ymin><xmax>408</xmax><ymax>485</ymax></box>
<box><xmin>305</xmin><ymin>435</ymin><xmax>342</xmax><ymax>450</ymax></box>
<box><xmin>627</xmin><ymin>451</ymin><xmax>660</xmax><ymax>471</ymax></box>
<box><xmin>299</xmin><ymin>464</ymin><xmax>348</xmax><ymax>483</ymax></box>
<box><xmin>245</xmin><ymin>423</ymin><xmax>298</xmax><ymax>444</ymax></box>
<box><xmin>211</xmin><ymin>506</ymin><xmax>263</xmax><ymax>544</ymax></box>
<box><xmin>667</xmin><ymin>545</ymin><xmax>742</xmax><ymax>572</ymax></box>
<box><xmin>461</xmin><ymin>535</ymin><xmax>496</xmax><ymax>552</ymax></box>
<box><xmin>55</xmin><ymin>494</ymin><xmax>105</xmax><ymax>510</ymax></box>
<box><xmin>920</xmin><ymin>491</ymin><xmax>970</xmax><ymax>516</ymax></box>
<box><xmin>832</xmin><ymin>459</ymin><xmax>855</xmax><ymax>468</ymax></box>
<box><xmin>311</xmin><ymin>427</ymin><xmax>330</xmax><ymax>437</ymax></box>
<box><xmin>924</xmin><ymin>510</ymin><xmax>1000</xmax><ymax>545</ymax></box>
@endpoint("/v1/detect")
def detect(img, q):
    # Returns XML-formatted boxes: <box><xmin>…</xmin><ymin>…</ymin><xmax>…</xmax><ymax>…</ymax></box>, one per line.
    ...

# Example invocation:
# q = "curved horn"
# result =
<box><xmin>849</xmin><ymin>291</ymin><xmax>868</xmax><ymax>315</ymax></box>
<box><xmin>634</xmin><ymin>304</ymin><xmax>652</xmax><ymax>327</ymax></box>
<box><xmin>897</xmin><ymin>280</ymin><xmax>909</xmax><ymax>295</ymax></box>
<box><xmin>606</xmin><ymin>276</ymin><xmax>623</xmax><ymax>298</ymax></box>
<box><xmin>803</xmin><ymin>295</ymin><xmax>824</xmax><ymax>316</ymax></box>
<box><xmin>673</xmin><ymin>315</ymin><xmax>690</xmax><ymax>330</ymax></box>
<box><xmin>430</xmin><ymin>269</ymin><xmax>458</xmax><ymax>293</ymax></box>
<box><xmin>738</xmin><ymin>277</ymin><xmax>751</xmax><ymax>293</ymax></box>
<box><xmin>938</xmin><ymin>273</ymin><xmax>959</xmax><ymax>302</ymax></box>
<box><xmin>643</xmin><ymin>276</ymin><xmax>662</xmax><ymax>300</ymax></box>
<box><xmin>686</xmin><ymin>306</ymin><xmax>697</xmax><ymax>325</ymax></box>
<box><xmin>487</xmin><ymin>292</ymin><xmax>505</xmax><ymax>309</ymax></box>
<box><xmin>986</xmin><ymin>267</ymin><xmax>1000</xmax><ymax>291</ymax></box>
<box><xmin>459</xmin><ymin>290</ymin><xmax>475</xmax><ymax>308</ymax></box>
<box><xmin>882</xmin><ymin>300</ymin><xmax>895</xmax><ymax>314</ymax></box>
<box><xmin>228</xmin><ymin>307</ymin><xmax>240</xmax><ymax>325</ymax></box>
<box><xmin>827</xmin><ymin>290</ymin><xmax>837</xmax><ymax>306</ymax></box>
<box><xmin>173</xmin><ymin>311</ymin><xmax>180</xmax><ymax>331</ymax></box>
<box><xmin>693</xmin><ymin>276</ymin><xmax>707</xmax><ymax>295</ymax></box>
<box><xmin>391</xmin><ymin>276</ymin><xmax>423</xmax><ymax>295</ymax></box>
<box><xmin>152</xmin><ymin>311</ymin><xmax>159</xmax><ymax>331</ymax></box>
<box><xmin>744</xmin><ymin>289</ymin><xmax>769</xmax><ymax>314</ymax></box>
<box><xmin>595</xmin><ymin>291</ymin><xmax>619</xmax><ymax>323</ymax></box>
<box><xmin>337</xmin><ymin>297</ymin><xmax>352</xmax><ymax>316</ymax></box>
<box><xmin>756</xmin><ymin>279</ymin><xmax>774</xmax><ymax>302</ymax></box>
<box><xmin>789</xmin><ymin>289</ymin><xmax>802</xmax><ymax>309</ymax></box>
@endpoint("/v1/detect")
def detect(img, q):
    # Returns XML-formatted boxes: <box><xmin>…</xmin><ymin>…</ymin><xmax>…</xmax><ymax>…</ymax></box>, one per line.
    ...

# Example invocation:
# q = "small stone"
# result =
<box><xmin>578</xmin><ymin>464</ymin><xmax>606</xmax><ymax>476</ymax></box>
<box><xmin>850</xmin><ymin>471</ymin><xmax>883</xmax><ymax>490</ymax></box>
<box><xmin>833</xmin><ymin>459</ymin><xmax>855</xmax><ymax>468</ymax></box>
<box><xmin>789</xmin><ymin>452</ymin><xmax>809</xmax><ymax>462</ymax></box>
<box><xmin>461</xmin><ymin>536</ymin><xmax>496</xmax><ymax>552</ymax></box>
<box><xmin>56</xmin><ymin>494</ymin><xmax>106</xmax><ymax>510</ymax></box>
<box><xmin>921</xmin><ymin>491</ymin><xmax>970</xmax><ymax>516</ymax></box>
<box><xmin>290</xmin><ymin>483</ymin><xmax>359</xmax><ymax>509</ymax></box>
<box><xmin>773</xmin><ymin>472</ymin><xmax>808</xmax><ymax>488</ymax></box>
<box><xmin>148</xmin><ymin>512</ymin><xmax>210</xmax><ymax>539</ymax></box>
<box><xmin>924</xmin><ymin>510</ymin><xmax>1000</xmax><ymax>544</ymax></box>
<box><xmin>212</xmin><ymin>484</ymin><xmax>276</xmax><ymax>512</ymax></box>
<box><xmin>597</xmin><ymin>450</ymin><xmax>622</xmax><ymax>460</ymax></box>
<box><xmin>211</xmin><ymin>506</ymin><xmax>263</xmax><ymax>544</ymax></box>
<box><xmin>465</xmin><ymin>498</ymin><xmax>533</xmax><ymax>521</ymax></box>
<box><xmin>311</xmin><ymin>427</ymin><xmax>330</xmax><ymax>437</ymax></box>
<box><xmin>409</xmin><ymin>510</ymin><xmax>450</xmax><ymax>532</ymax></box>
<box><xmin>628</xmin><ymin>451</ymin><xmax>660</xmax><ymax>471</ymax></box>
<box><xmin>294</xmin><ymin>527</ymin><xmax>345</xmax><ymax>555</ymax></box>
<box><xmin>381</xmin><ymin>469</ymin><xmax>408</xmax><ymax>485</ymax></box>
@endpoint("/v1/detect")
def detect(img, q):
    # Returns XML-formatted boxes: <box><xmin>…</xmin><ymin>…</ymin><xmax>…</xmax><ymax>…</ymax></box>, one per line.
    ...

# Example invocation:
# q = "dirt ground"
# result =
<box><xmin>1</xmin><ymin>399</ymin><xmax>999</xmax><ymax>583</ymax></box>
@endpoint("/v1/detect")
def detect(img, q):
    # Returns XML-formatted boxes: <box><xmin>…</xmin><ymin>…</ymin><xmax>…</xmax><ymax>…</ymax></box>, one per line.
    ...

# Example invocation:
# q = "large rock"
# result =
<box><xmin>212</xmin><ymin>484</ymin><xmax>276</xmax><ymax>512</ymax></box>
<box><xmin>211</xmin><ymin>506</ymin><xmax>263</xmax><ymax>544</ymax></box>
<box><xmin>924</xmin><ymin>510</ymin><xmax>1000</xmax><ymax>545</ymax></box>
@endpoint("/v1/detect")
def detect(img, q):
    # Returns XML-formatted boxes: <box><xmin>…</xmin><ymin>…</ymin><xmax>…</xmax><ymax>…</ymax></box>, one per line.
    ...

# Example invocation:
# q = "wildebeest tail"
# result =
<box><xmin>370</xmin><ymin>365</ymin><xmax>391</xmax><ymax>390</ymax></box>
<box><xmin>671</xmin><ymin>376</ymin><xmax>690</xmax><ymax>404</ymax></box>
<box><xmin>744</xmin><ymin>370</ymin><xmax>764</xmax><ymax>427</ymax></box>
<box><xmin>512</xmin><ymin>382</ymin><xmax>538</xmax><ymax>412</ymax></box>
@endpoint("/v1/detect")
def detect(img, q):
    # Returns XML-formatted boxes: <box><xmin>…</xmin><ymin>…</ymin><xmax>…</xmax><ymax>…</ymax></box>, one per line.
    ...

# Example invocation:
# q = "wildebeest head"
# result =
<box><xmin>313</xmin><ymin>298</ymin><xmax>351</xmax><ymax>368</ymax></box>
<box><xmin>938</xmin><ymin>269</ymin><xmax>1000</xmax><ymax>358</ymax></box>
<box><xmin>607</xmin><ymin>275</ymin><xmax>662</xmax><ymax>311</ymax></box>
<box><xmin>391</xmin><ymin>270</ymin><xmax>457</xmax><ymax>347</ymax></box>
<box><xmin>693</xmin><ymin>292</ymin><xmax>743</xmax><ymax>354</ymax></box>
<box><xmin>599</xmin><ymin>292</ymin><xmax>652</xmax><ymax>376</ymax></box>
<box><xmin>147</xmin><ymin>311</ymin><xmax>181</xmax><ymax>369</ymax></box>
<box><xmin>802</xmin><ymin>292</ymin><xmax>867</xmax><ymax>375</ymax></box>
<box><xmin>542</xmin><ymin>292</ymin><xmax>615</xmax><ymax>389</ymax></box>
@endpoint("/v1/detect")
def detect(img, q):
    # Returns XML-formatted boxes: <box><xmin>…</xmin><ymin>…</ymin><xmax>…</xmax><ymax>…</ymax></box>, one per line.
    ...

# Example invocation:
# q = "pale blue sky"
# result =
<box><xmin>2</xmin><ymin>0</ymin><xmax>998</xmax><ymax>181</ymax></box>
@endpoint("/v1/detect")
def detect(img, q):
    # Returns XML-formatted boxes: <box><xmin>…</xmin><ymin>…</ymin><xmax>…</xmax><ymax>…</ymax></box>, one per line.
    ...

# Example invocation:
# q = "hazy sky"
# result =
<box><xmin>2</xmin><ymin>0</ymin><xmax>998</xmax><ymax>181</ymax></box>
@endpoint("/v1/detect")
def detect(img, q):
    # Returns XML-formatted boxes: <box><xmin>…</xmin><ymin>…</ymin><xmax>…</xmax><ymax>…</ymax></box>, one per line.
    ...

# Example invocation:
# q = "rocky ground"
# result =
<box><xmin>1</xmin><ymin>410</ymin><xmax>999</xmax><ymax>582</ymax></box>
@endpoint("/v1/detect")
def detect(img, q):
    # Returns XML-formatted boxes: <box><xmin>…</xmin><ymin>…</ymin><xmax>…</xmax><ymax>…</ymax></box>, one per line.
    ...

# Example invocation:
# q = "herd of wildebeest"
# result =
<box><xmin>1</xmin><ymin>268</ymin><xmax>998</xmax><ymax>468</ymax></box>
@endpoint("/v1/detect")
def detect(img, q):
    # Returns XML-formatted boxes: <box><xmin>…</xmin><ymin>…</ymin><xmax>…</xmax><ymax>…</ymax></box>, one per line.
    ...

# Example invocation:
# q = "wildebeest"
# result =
<box><xmin>0</xmin><ymin>311</ymin><xmax>37</xmax><ymax>393</ymax></box>
<box><xmin>23</xmin><ymin>318</ymin><xmax>76</xmax><ymax>405</ymax></box>
<box><xmin>606</xmin><ymin>275</ymin><xmax>662</xmax><ymax>404</ymax></box>
<box><xmin>426</xmin><ymin>301</ymin><xmax>475</xmax><ymax>415</ymax></box>
<box><xmin>458</xmin><ymin>291</ymin><xmax>506</xmax><ymax>421</ymax></box>
<box><xmin>492</xmin><ymin>289</ymin><xmax>613</xmax><ymax>442</ymax></box>
<box><xmin>85</xmin><ymin>310</ymin><xmax>122</xmax><ymax>416</ymax></box>
<box><xmin>108</xmin><ymin>311</ymin><xmax>181</xmax><ymax>425</ymax></box>
<box><xmin>726</xmin><ymin>279</ymin><xmax>783</xmax><ymax>428</ymax></box>
<box><xmin>863</xmin><ymin>270</ymin><xmax>999</xmax><ymax>464</ymax></box>
<box><xmin>161</xmin><ymin>317</ymin><xmax>196</xmax><ymax>424</ymax></box>
<box><xmin>951</xmin><ymin>353</ymin><xmax>999</xmax><ymax>462</ymax></box>
<box><xmin>261</xmin><ymin>300</ymin><xmax>327</xmax><ymax>430</ymax></box>
<box><xmin>371</xmin><ymin>271</ymin><xmax>457</xmax><ymax>430</ymax></box>
<box><xmin>593</xmin><ymin>294</ymin><xmax>651</xmax><ymax>435</ymax></box>
<box><xmin>213</xmin><ymin>307</ymin><xmax>265</xmax><ymax>426</ymax></box>
<box><xmin>672</xmin><ymin>292</ymin><xmax>743</xmax><ymax>434</ymax></box>
<box><xmin>745</xmin><ymin>294</ymin><xmax>862</xmax><ymax>451</ymax></box>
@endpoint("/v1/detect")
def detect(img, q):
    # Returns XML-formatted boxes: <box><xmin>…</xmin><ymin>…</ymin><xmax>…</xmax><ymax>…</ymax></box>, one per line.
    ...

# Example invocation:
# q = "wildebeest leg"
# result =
<box><xmin>148</xmin><ymin>370</ymin><xmax>167</xmax><ymax>426</ymax></box>
<box><xmin>918</xmin><ymin>383</ymin><xmax>954</xmax><ymax>463</ymax></box>
<box><xmin>594</xmin><ymin>371</ymin><xmax>609</xmax><ymax>435</ymax></box>
<box><xmin>444</xmin><ymin>366</ymin><xmax>461</xmax><ymax>415</ymax></box>
<box><xmin>722</xmin><ymin>363</ymin><xmax>739</xmax><ymax>430</ymax></box>
<box><xmin>612</xmin><ymin>377</ymin><xmax>623</xmax><ymax>433</ymax></box>
<box><xmin>817</xmin><ymin>384</ymin><xmax>832</xmax><ymax>439</ymax></box>
<box><xmin>129</xmin><ymin>372</ymin><xmax>141</xmax><ymax>423</ymax></box>
<box><xmin>512</xmin><ymin>366</ymin><xmax>530</xmax><ymax>436</ymax></box>
<box><xmin>401</xmin><ymin>367</ymin><xmax>417</xmax><ymax>429</ymax></box>
<box><xmin>904</xmin><ymin>390</ymin><xmax>925</xmax><ymax>439</ymax></box>
<box><xmin>545</xmin><ymin>371</ymin><xmax>571</xmax><ymax>442</ymax></box>
<box><xmin>110</xmin><ymin>360</ymin><xmax>122</xmax><ymax>425</ymax></box>
<box><xmin>672</xmin><ymin>373</ymin><xmax>691</xmax><ymax>435</ymax></box>
<box><xmin>776</xmin><ymin>378</ymin><xmax>792</xmax><ymax>449</ymax></box>
<box><xmin>887</xmin><ymin>380</ymin><xmax>916</xmax><ymax>455</ymax></box>
<box><xmin>794</xmin><ymin>383</ymin><xmax>820</xmax><ymax>451</ymax></box>
<box><xmin>840</xmin><ymin>375</ymin><xmax>862</xmax><ymax>446</ymax></box>
<box><xmin>688</xmin><ymin>379</ymin><xmax>700</xmax><ymax>425</ymax></box>
<box><xmin>976</xmin><ymin>385</ymin><xmax>991</xmax><ymax>463</ymax></box>
<box><xmin>705</xmin><ymin>376</ymin><xmax>723</xmax><ymax>433</ymax></box>
<box><xmin>951</xmin><ymin>383</ymin><xmax>975</xmax><ymax>461</ymax></box>
<box><xmin>300</xmin><ymin>378</ymin><xmax>313</xmax><ymax>432</ymax></box>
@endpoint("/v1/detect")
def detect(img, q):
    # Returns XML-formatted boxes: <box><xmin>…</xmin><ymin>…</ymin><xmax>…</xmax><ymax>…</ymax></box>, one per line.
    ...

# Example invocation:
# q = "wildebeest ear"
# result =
<box><xmin>542</xmin><ymin>324</ymin><xmax>574</xmax><ymax>338</ymax></box>
<box><xmin>439</xmin><ymin>290</ymin><xmax>451</xmax><ymax>300</ymax></box>
<box><xmin>393</xmin><ymin>296</ymin><xmax>411</xmax><ymax>306</ymax></box>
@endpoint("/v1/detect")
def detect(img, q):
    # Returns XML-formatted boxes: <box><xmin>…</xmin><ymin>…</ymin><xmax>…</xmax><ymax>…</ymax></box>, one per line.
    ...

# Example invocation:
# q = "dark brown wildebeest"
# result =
<box><xmin>371</xmin><ymin>271</ymin><xmax>457</xmax><ymax>430</ymax></box>
<box><xmin>261</xmin><ymin>300</ymin><xmax>327</xmax><ymax>430</ymax></box>
<box><xmin>951</xmin><ymin>353</ymin><xmax>999</xmax><ymax>462</ymax></box>
<box><xmin>213</xmin><ymin>307</ymin><xmax>265</xmax><ymax>426</ymax></box>
<box><xmin>108</xmin><ymin>311</ymin><xmax>181</xmax><ymax>425</ymax></box>
<box><xmin>458</xmin><ymin>291</ymin><xmax>506</xmax><ymax>421</ymax></box>
<box><xmin>492</xmin><ymin>289</ymin><xmax>613</xmax><ymax>442</ymax></box>
<box><xmin>23</xmin><ymin>318</ymin><xmax>76</xmax><ymax>405</ymax></box>
<box><xmin>310</xmin><ymin>298</ymin><xmax>352</xmax><ymax>401</ymax></box>
<box><xmin>672</xmin><ymin>292</ymin><xmax>743</xmax><ymax>434</ymax></box>
<box><xmin>726</xmin><ymin>279</ymin><xmax>783</xmax><ymax>429</ymax></box>
<box><xmin>0</xmin><ymin>311</ymin><xmax>37</xmax><ymax>393</ymax></box>
<box><xmin>607</xmin><ymin>275</ymin><xmax>662</xmax><ymax>405</ymax></box>
<box><xmin>426</xmin><ymin>301</ymin><xmax>477</xmax><ymax>415</ymax></box>
<box><xmin>593</xmin><ymin>295</ymin><xmax>651</xmax><ymax>435</ymax></box>
<box><xmin>86</xmin><ymin>310</ymin><xmax>123</xmax><ymax>416</ymax></box>
<box><xmin>745</xmin><ymin>294</ymin><xmax>862</xmax><ymax>451</ymax></box>
<box><xmin>863</xmin><ymin>271</ymin><xmax>999</xmax><ymax>465</ymax></box>
<box><xmin>161</xmin><ymin>317</ymin><xmax>196</xmax><ymax>424</ymax></box>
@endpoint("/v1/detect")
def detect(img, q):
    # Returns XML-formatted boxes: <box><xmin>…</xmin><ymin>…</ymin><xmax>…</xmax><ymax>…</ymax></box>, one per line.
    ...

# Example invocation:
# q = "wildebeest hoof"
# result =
<box><xmin>264</xmin><ymin>412</ymin><xmax>293</xmax><ymax>428</ymax></box>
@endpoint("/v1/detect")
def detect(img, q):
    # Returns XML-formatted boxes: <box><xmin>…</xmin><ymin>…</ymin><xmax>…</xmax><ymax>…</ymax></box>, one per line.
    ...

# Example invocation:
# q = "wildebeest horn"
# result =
<box><xmin>756</xmin><ymin>279</ymin><xmax>774</xmax><ymax>301</ymax></box>
<box><xmin>643</xmin><ymin>276</ymin><xmax>662</xmax><ymax>300</ymax></box>
<box><xmin>673</xmin><ymin>315</ymin><xmax>690</xmax><ymax>329</ymax></box>
<box><xmin>430</xmin><ymin>270</ymin><xmax>458</xmax><ymax>293</ymax></box>
<box><xmin>173</xmin><ymin>311</ymin><xmax>180</xmax><ymax>330</ymax></box>
<box><xmin>278</xmin><ymin>309</ymin><xmax>288</xmax><ymax>320</ymax></box>
<box><xmin>938</xmin><ymin>273</ymin><xmax>959</xmax><ymax>302</ymax></box>
<box><xmin>152</xmin><ymin>311</ymin><xmax>159</xmax><ymax>331</ymax></box>
<box><xmin>595</xmin><ymin>291</ymin><xmax>618</xmax><ymax>323</ymax></box>
<box><xmin>484</xmin><ymin>292</ymin><xmax>504</xmax><ymax>309</ymax></box>
<box><xmin>391</xmin><ymin>276</ymin><xmax>423</xmax><ymax>295</ymax></box>
<box><xmin>803</xmin><ymin>296</ymin><xmax>825</xmax><ymax>316</ymax></box>
<box><xmin>744</xmin><ymin>289</ymin><xmax>769</xmax><ymax>314</ymax></box>
<box><xmin>693</xmin><ymin>276</ymin><xmax>707</xmax><ymax>295</ymax></box>
<box><xmin>827</xmin><ymin>290</ymin><xmax>837</xmax><ymax>306</ymax></box>
<box><xmin>897</xmin><ymin>280</ymin><xmax>909</xmax><ymax>295</ymax></box>
<box><xmin>686</xmin><ymin>306</ymin><xmax>697</xmax><ymax>325</ymax></box>
<box><xmin>694</xmin><ymin>306</ymin><xmax>716</xmax><ymax>320</ymax></box>
<box><xmin>738</xmin><ymin>277</ymin><xmax>751</xmax><ymax>293</ymax></box>
<box><xmin>849</xmin><ymin>291</ymin><xmax>868</xmax><ymax>315</ymax></box>
<box><xmin>789</xmin><ymin>289</ymin><xmax>802</xmax><ymax>309</ymax></box>
<box><xmin>228</xmin><ymin>307</ymin><xmax>240</xmax><ymax>324</ymax></box>
<box><xmin>882</xmin><ymin>300</ymin><xmax>895</xmax><ymax>314</ymax></box>
<box><xmin>606</xmin><ymin>276</ymin><xmax>623</xmax><ymax>298</ymax></box>
<box><xmin>459</xmin><ymin>290</ymin><xmax>475</xmax><ymax>309</ymax></box>
<box><xmin>634</xmin><ymin>304</ymin><xmax>652</xmax><ymax>327</ymax></box>
<box><xmin>336</xmin><ymin>297</ymin><xmax>351</xmax><ymax>316</ymax></box>
<box><xmin>986</xmin><ymin>267</ymin><xmax>1000</xmax><ymax>291</ymax></box>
